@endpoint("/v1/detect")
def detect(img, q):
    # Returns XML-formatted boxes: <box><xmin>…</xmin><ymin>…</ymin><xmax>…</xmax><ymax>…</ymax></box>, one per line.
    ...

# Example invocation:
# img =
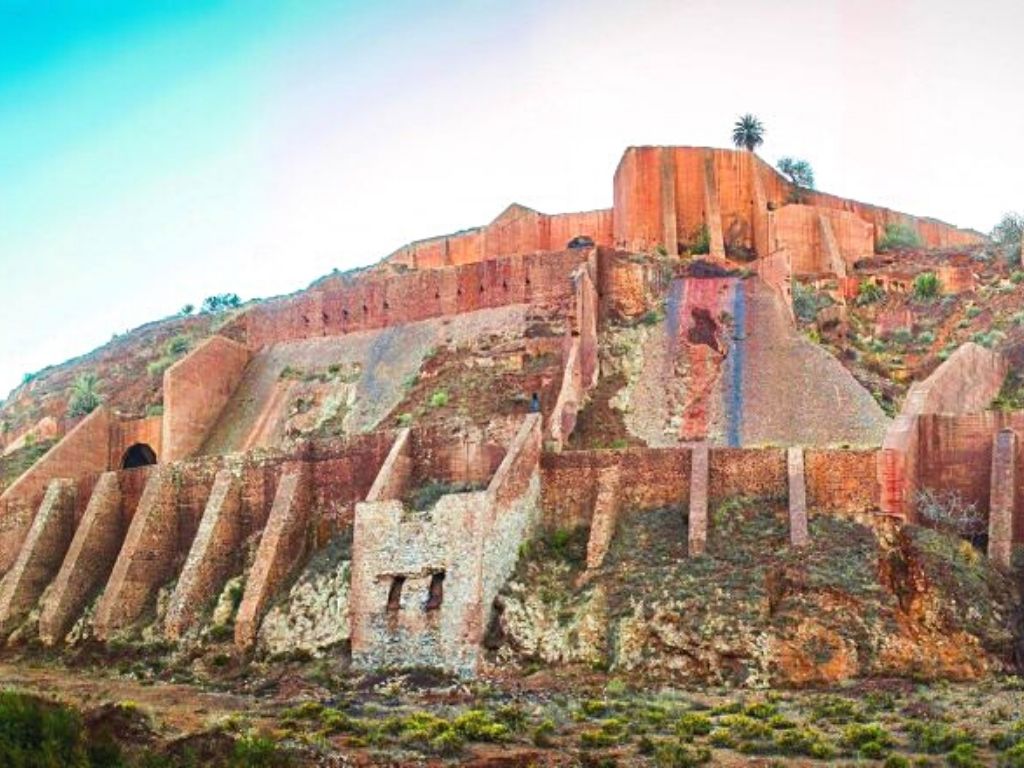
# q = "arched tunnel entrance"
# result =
<box><xmin>121</xmin><ymin>443</ymin><xmax>157</xmax><ymax>469</ymax></box>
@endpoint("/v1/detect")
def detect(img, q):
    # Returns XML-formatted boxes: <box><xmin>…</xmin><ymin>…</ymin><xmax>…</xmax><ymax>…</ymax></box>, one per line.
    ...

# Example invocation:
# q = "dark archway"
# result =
<box><xmin>121</xmin><ymin>443</ymin><xmax>157</xmax><ymax>469</ymax></box>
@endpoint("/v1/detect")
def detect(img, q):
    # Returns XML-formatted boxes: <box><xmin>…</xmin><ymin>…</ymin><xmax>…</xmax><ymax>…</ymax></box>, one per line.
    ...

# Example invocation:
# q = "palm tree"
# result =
<box><xmin>732</xmin><ymin>114</ymin><xmax>765</xmax><ymax>152</ymax></box>
<box><xmin>67</xmin><ymin>372</ymin><xmax>102</xmax><ymax>418</ymax></box>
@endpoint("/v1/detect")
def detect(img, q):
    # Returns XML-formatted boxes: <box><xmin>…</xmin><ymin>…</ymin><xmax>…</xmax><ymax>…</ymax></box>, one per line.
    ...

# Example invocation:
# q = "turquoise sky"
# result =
<box><xmin>1</xmin><ymin>0</ymin><xmax>1022</xmax><ymax>400</ymax></box>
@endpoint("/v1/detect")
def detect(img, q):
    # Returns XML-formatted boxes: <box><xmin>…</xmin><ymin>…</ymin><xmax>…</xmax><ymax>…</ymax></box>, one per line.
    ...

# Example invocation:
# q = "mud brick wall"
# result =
<box><xmin>242</xmin><ymin>250</ymin><xmax>590</xmax><ymax>348</ymax></box>
<box><xmin>162</xmin><ymin>336</ymin><xmax>250</xmax><ymax>462</ymax></box>
<box><xmin>805</xmin><ymin>449</ymin><xmax>879</xmax><ymax>513</ymax></box>
<box><xmin>540</xmin><ymin>448</ymin><xmax>692</xmax><ymax>529</ymax></box>
<box><xmin>386</xmin><ymin>208</ymin><xmax>613</xmax><ymax>270</ymax></box>
<box><xmin>0</xmin><ymin>408</ymin><xmax>114</xmax><ymax>573</ymax></box>
<box><xmin>108</xmin><ymin>416</ymin><xmax>163</xmax><ymax>468</ymax></box>
<box><xmin>708</xmin><ymin>448</ymin><xmax>787</xmax><ymax>504</ymax></box>
<box><xmin>612</xmin><ymin>146</ymin><xmax>980</xmax><ymax>258</ymax></box>
<box><xmin>915</xmin><ymin>412</ymin><xmax>1024</xmax><ymax>541</ymax></box>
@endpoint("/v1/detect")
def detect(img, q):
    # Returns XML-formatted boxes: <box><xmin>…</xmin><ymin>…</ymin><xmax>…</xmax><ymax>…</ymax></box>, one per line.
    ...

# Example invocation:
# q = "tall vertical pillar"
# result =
<box><xmin>688</xmin><ymin>445</ymin><xmax>709</xmax><ymax>557</ymax></box>
<box><xmin>988</xmin><ymin>429</ymin><xmax>1016</xmax><ymax>569</ymax></box>
<box><xmin>788</xmin><ymin>447</ymin><xmax>809</xmax><ymax>547</ymax></box>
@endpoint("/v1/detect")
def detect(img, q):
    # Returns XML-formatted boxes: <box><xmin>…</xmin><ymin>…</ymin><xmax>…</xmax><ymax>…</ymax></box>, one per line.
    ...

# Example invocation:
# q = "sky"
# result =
<box><xmin>1</xmin><ymin>0</ymin><xmax>1022</xmax><ymax>399</ymax></box>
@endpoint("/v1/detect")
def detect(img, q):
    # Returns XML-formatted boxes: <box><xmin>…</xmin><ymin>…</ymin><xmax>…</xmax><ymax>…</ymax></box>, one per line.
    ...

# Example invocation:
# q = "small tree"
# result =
<box><xmin>179</xmin><ymin>303</ymin><xmax>195</xmax><ymax>316</ymax></box>
<box><xmin>992</xmin><ymin>212</ymin><xmax>1023</xmax><ymax>258</ymax></box>
<box><xmin>67</xmin><ymin>373</ymin><xmax>102</xmax><ymax>418</ymax></box>
<box><xmin>776</xmin><ymin>157</ymin><xmax>815</xmax><ymax>190</ymax></box>
<box><xmin>732</xmin><ymin>114</ymin><xmax>765</xmax><ymax>152</ymax></box>
<box><xmin>201</xmin><ymin>293</ymin><xmax>242</xmax><ymax>314</ymax></box>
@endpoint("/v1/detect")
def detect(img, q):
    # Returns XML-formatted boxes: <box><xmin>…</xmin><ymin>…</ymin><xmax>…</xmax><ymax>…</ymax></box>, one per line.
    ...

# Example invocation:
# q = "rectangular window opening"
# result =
<box><xmin>387</xmin><ymin>576</ymin><xmax>405</xmax><ymax>611</ymax></box>
<box><xmin>425</xmin><ymin>571</ymin><xmax>445</xmax><ymax>611</ymax></box>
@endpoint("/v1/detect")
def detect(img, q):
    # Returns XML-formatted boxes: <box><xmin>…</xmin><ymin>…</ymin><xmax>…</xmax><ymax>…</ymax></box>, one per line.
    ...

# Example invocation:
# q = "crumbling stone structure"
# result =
<box><xmin>0</xmin><ymin>143</ymin><xmax>1014</xmax><ymax>677</ymax></box>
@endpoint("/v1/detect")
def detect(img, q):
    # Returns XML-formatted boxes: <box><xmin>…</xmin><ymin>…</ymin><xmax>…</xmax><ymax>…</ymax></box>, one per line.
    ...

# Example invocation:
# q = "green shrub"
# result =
<box><xmin>654</xmin><ymin>739</ymin><xmax>712</xmax><ymax>767</ymax></box>
<box><xmin>674</xmin><ymin>712</ymin><xmax>713</xmax><ymax>739</ymax></box>
<box><xmin>879</xmin><ymin>223</ymin><xmax>923</xmax><ymax>251</ymax></box>
<box><xmin>1002</xmin><ymin>741</ymin><xmax>1024</xmax><ymax>767</ymax></box>
<box><xmin>907</xmin><ymin>721</ymin><xmax>976</xmax><ymax>754</ymax></box>
<box><xmin>429</xmin><ymin>388</ymin><xmax>449</xmax><ymax>408</ymax></box>
<box><xmin>792</xmin><ymin>281</ymin><xmax>833</xmax><ymax>323</ymax></box>
<box><xmin>912</xmin><ymin>272</ymin><xmax>941</xmax><ymax>301</ymax></box>
<box><xmin>947</xmin><ymin>741</ymin><xmax>983</xmax><ymax>767</ymax></box>
<box><xmin>67</xmin><ymin>373</ymin><xmax>102</xmax><ymax>418</ymax></box>
<box><xmin>165</xmin><ymin>334</ymin><xmax>191</xmax><ymax>356</ymax></box>
<box><xmin>0</xmin><ymin>691</ymin><xmax>89</xmax><ymax>766</ymax></box>
<box><xmin>884</xmin><ymin>756</ymin><xmax>911</xmax><ymax>768</ymax></box>
<box><xmin>690</xmin><ymin>224</ymin><xmax>711</xmax><ymax>256</ymax></box>
<box><xmin>856</xmin><ymin>280</ymin><xmax>885</xmax><ymax>306</ymax></box>
<box><xmin>533</xmin><ymin>718</ymin><xmax>556</xmax><ymax>747</ymax></box>
<box><xmin>774</xmin><ymin>726</ymin><xmax>835</xmax><ymax>758</ymax></box>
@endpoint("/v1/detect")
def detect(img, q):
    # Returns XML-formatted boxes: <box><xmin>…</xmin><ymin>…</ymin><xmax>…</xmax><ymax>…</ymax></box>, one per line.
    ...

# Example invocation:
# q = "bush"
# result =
<box><xmin>792</xmin><ymin>281</ymin><xmax>833</xmax><ymax>323</ymax></box>
<box><xmin>856</xmin><ymin>280</ymin><xmax>885</xmax><ymax>306</ymax></box>
<box><xmin>912</xmin><ymin>272</ymin><xmax>941</xmax><ymax>301</ymax></box>
<box><xmin>201</xmin><ymin>293</ymin><xmax>242</xmax><ymax>314</ymax></box>
<box><xmin>654</xmin><ymin>739</ymin><xmax>712</xmax><ymax>767</ymax></box>
<box><xmin>165</xmin><ymin>334</ymin><xmax>191</xmax><ymax>356</ymax></box>
<box><xmin>879</xmin><ymin>223</ymin><xmax>923</xmax><ymax>251</ymax></box>
<box><xmin>0</xmin><ymin>690</ymin><xmax>90</xmax><ymax>766</ymax></box>
<box><xmin>690</xmin><ymin>224</ymin><xmax>711</xmax><ymax>256</ymax></box>
<box><xmin>67</xmin><ymin>373</ymin><xmax>102</xmax><ymax>418</ymax></box>
<box><xmin>429</xmin><ymin>389</ymin><xmax>449</xmax><ymax>408</ymax></box>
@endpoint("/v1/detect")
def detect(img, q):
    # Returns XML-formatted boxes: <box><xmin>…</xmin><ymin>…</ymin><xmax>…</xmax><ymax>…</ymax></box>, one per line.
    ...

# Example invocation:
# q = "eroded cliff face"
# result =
<box><xmin>492</xmin><ymin>502</ymin><xmax>1022</xmax><ymax>686</ymax></box>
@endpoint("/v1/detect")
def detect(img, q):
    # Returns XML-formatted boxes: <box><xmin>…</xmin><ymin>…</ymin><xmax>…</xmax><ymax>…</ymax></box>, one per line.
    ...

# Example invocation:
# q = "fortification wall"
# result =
<box><xmin>540</xmin><ymin>446</ymin><xmax>880</xmax><ymax>529</ymax></box>
<box><xmin>162</xmin><ymin>336</ymin><xmax>251</xmax><ymax>462</ymax></box>
<box><xmin>387</xmin><ymin>208</ymin><xmax>613</xmax><ymax>269</ymax></box>
<box><xmin>612</xmin><ymin>146</ymin><xmax>981</xmax><ymax>260</ymax></box>
<box><xmin>242</xmin><ymin>249</ymin><xmax>590</xmax><ymax>349</ymax></box>
<box><xmin>768</xmin><ymin>205</ymin><xmax>874</xmax><ymax>275</ymax></box>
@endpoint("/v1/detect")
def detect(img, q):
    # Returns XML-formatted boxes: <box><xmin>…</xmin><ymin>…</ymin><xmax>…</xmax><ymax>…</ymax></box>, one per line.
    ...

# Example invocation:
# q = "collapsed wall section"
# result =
<box><xmin>351</xmin><ymin>415</ymin><xmax>541</xmax><ymax>676</ymax></box>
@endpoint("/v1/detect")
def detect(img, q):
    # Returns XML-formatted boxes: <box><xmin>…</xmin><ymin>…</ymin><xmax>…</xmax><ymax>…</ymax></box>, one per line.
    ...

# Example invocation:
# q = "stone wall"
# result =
<box><xmin>386</xmin><ymin>206</ymin><xmax>613</xmax><ymax>269</ymax></box>
<box><xmin>903</xmin><ymin>342</ymin><xmax>1006</xmax><ymax>416</ymax></box>
<box><xmin>768</xmin><ymin>205</ymin><xmax>874</xmax><ymax>276</ymax></box>
<box><xmin>241</xmin><ymin>250</ymin><xmax>591</xmax><ymax>349</ymax></box>
<box><xmin>611</xmin><ymin>146</ymin><xmax>981</xmax><ymax>260</ymax></box>
<box><xmin>108</xmin><ymin>415</ymin><xmax>163</xmax><ymax>468</ymax></box>
<box><xmin>805</xmin><ymin>449</ymin><xmax>879</xmax><ymax>512</ymax></box>
<box><xmin>351</xmin><ymin>415</ymin><xmax>541</xmax><ymax>676</ymax></box>
<box><xmin>162</xmin><ymin>336</ymin><xmax>251</xmax><ymax>462</ymax></box>
<box><xmin>0</xmin><ymin>407</ymin><xmax>113</xmax><ymax>574</ymax></box>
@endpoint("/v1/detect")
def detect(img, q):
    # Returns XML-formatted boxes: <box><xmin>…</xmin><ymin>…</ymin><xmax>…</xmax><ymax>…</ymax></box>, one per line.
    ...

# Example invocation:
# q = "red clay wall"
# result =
<box><xmin>769</xmin><ymin>206</ymin><xmax>874</xmax><ymax>275</ymax></box>
<box><xmin>0</xmin><ymin>408</ymin><xmax>114</xmax><ymax>572</ymax></box>
<box><xmin>108</xmin><ymin>416</ymin><xmax>163</xmax><ymax>469</ymax></box>
<box><xmin>387</xmin><ymin>207</ymin><xmax>613</xmax><ymax>269</ymax></box>
<box><xmin>242</xmin><ymin>249</ymin><xmax>590</xmax><ymax>349</ymax></box>
<box><xmin>913</xmin><ymin>412</ymin><xmax>1024</xmax><ymax>541</ymax></box>
<box><xmin>612</xmin><ymin>146</ymin><xmax>981</xmax><ymax>258</ymax></box>
<box><xmin>805</xmin><ymin>449</ymin><xmax>880</xmax><ymax>512</ymax></box>
<box><xmin>162</xmin><ymin>336</ymin><xmax>251</xmax><ymax>462</ymax></box>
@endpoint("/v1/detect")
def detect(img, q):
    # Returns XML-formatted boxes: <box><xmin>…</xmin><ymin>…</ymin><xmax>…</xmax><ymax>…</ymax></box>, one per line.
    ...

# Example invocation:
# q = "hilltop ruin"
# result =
<box><xmin>0</xmin><ymin>145</ymin><xmax>1018</xmax><ymax>679</ymax></box>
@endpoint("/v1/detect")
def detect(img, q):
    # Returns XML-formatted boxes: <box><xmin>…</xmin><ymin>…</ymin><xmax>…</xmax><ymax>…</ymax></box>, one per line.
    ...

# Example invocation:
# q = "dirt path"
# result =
<box><xmin>0</xmin><ymin>662</ymin><xmax>266</xmax><ymax>735</ymax></box>
<box><xmin>714</xmin><ymin>278</ymin><xmax>890</xmax><ymax>447</ymax></box>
